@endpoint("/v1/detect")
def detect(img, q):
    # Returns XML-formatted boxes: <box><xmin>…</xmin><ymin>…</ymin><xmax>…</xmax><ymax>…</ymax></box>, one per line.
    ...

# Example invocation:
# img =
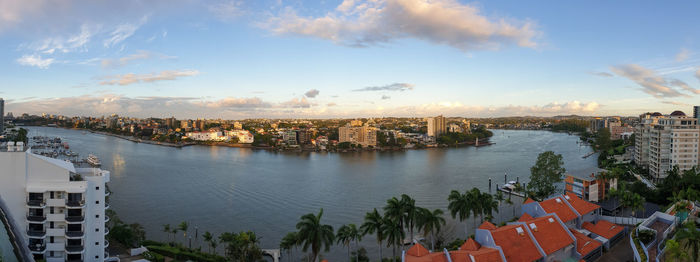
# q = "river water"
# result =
<box><xmin>26</xmin><ymin>127</ymin><xmax>596</xmax><ymax>260</ymax></box>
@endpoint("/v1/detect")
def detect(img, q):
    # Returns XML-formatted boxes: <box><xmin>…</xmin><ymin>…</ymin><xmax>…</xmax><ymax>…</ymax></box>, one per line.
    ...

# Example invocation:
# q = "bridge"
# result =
<box><xmin>263</xmin><ymin>249</ymin><xmax>281</xmax><ymax>262</ymax></box>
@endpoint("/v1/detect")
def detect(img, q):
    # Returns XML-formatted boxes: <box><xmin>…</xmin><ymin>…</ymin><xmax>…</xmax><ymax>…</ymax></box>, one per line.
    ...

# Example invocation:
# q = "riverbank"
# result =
<box><xmin>88</xmin><ymin>130</ymin><xmax>196</xmax><ymax>148</ymax></box>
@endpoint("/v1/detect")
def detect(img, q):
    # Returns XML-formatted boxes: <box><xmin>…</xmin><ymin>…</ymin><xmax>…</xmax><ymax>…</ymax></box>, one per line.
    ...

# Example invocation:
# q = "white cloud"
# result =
<box><xmin>16</xmin><ymin>54</ymin><xmax>54</xmax><ymax>69</ymax></box>
<box><xmin>264</xmin><ymin>0</ymin><xmax>539</xmax><ymax>52</ymax></box>
<box><xmin>676</xmin><ymin>48</ymin><xmax>690</xmax><ymax>62</ymax></box>
<box><xmin>696</xmin><ymin>69</ymin><xmax>700</xmax><ymax>82</ymax></box>
<box><xmin>354</xmin><ymin>83</ymin><xmax>414</xmax><ymax>92</ymax></box>
<box><xmin>610</xmin><ymin>64</ymin><xmax>699</xmax><ymax>98</ymax></box>
<box><xmin>101</xmin><ymin>50</ymin><xmax>175</xmax><ymax>68</ymax></box>
<box><xmin>209</xmin><ymin>0</ymin><xmax>244</xmax><ymax>20</ymax></box>
<box><xmin>304</xmin><ymin>89</ymin><xmax>320</xmax><ymax>98</ymax></box>
<box><xmin>25</xmin><ymin>24</ymin><xmax>100</xmax><ymax>54</ymax></box>
<box><xmin>589</xmin><ymin>71</ymin><xmax>613</xmax><ymax>77</ymax></box>
<box><xmin>381</xmin><ymin>95</ymin><xmax>390</xmax><ymax>100</ymax></box>
<box><xmin>104</xmin><ymin>16</ymin><xmax>148</xmax><ymax>48</ymax></box>
<box><xmin>99</xmin><ymin>69</ymin><xmax>199</xmax><ymax>85</ymax></box>
<box><xmin>198</xmin><ymin>97</ymin><xmax>271</xmax><ymax>108</ymax></box>
<box><xmin>280</xmin><ymin>97</ymin><xmax>314</xmax><ymax>108</ymax></box>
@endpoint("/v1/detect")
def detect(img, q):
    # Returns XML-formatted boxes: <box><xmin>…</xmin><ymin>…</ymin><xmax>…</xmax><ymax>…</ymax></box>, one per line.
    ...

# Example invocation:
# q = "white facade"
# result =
<box><xmin>0</xmin><ymin>142</ymin><xmax>110</xmax><ymax>262</ymax></box>
<box><xmin>225</xmin><ymin>130</ymin><xmax>254</xmax><ymax>143</ymax></box>
<box><xmin>427</xmin><ymin>115</ymin><xmax>446</xmax><ymax>138</ymax></box>
<box><xmin>646</xmin><ymin>112</ymin><xmax>700</xmax><ymax>179</ymax></box>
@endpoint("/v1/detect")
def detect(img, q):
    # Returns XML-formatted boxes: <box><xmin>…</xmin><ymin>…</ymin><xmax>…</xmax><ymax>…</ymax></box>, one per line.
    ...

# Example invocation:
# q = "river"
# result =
<box><xmin>25</xmin><ymin>127</ymin><xmax>596</xmax><ymax>260</ymax></box>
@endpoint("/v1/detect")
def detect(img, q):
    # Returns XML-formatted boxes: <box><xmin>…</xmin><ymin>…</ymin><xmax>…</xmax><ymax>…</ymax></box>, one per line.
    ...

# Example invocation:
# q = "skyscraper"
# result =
<box><xmin>694</xmin><ymin>105</ymin><xmax>699</xmax><ymax>120</ymax></box>
<box><xmin>0</xmin><ymin>97</ymin><xmax>4</xmax><ymax>133</ymax></box>
<box><xmin>427</xmin><ymin>115</ymin><xmax>446</xmax><ymax>137</ymax></box>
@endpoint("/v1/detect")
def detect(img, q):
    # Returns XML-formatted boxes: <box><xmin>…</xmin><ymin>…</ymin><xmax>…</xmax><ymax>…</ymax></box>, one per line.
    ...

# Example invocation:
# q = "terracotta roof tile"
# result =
<box><xmin>407</xmin><ymin>243</ymin><xmax>431</xmax><ymax>257</ymax></box>
<box><xmin>539</xmin><ymin>196</ymin><xmax>579</xmax><ymax>222</ymax></box>
<box><xmin>569</xmin><ymin>229</ymin><xmax>602</xmax><ymax>256</ymax></box>
<box><xmin>582</xmin><ymin>220</ymin><xmax>623</xmax><ymax>240</ymax></box>
<box><xmin>523</xmin><ymin>215</ymin><xmax>574</xmax><ymax>255</ymax></box>
<box><xmin>449</xmin><ymin>248</ymin><xmax>503</xmax><ymax>262</ymax></box>
<box><xmin>524</xmin><ymin>198</ymin><xmax>537</xmax><ymax>204</ymax></box>
<box><xmin>518</xmin><ymin>213</ymin><xmax>534</xmax><ymax>222</ymax></box>
<box><xmin>489</xmin><ymin>225</ymin><xmax>543</xmax><ymax>262</ymax></box>
<box><xmin>564</xmin><ymin>192</ymin><xmax>600</xmax><ymax>215</ymax></box>
<box><xmin>460</xmin><ymin>238</ymin><xmax>481</xmax><ymax>251</ymax></box>
<box><xmin>478</xmin><ymin>221</ymin><xmax>497</xmax><ymax>230</ymax></box>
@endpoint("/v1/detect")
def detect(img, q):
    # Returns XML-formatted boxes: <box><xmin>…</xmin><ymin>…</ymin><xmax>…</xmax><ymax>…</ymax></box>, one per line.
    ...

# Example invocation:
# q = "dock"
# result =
<box><xmin>497</xmin><ymin>186</ymin><xmax>526</xmax><ymax>198</ymax></box>
<box><xmin>582</xmin><ymin>151</ymin><xmax>596</xmax><ymax>159</ymax></box>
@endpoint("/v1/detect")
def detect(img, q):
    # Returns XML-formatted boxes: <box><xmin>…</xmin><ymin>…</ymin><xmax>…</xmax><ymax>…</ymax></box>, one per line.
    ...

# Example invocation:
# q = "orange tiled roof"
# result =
<box><xmin>489</xmin><ymin>225</ymin><xmax>543</xmax><ymax>262</ymax></box>
<box><xmin>539</xmin><ymin>196</ymin><xmax>579</xmax><ymax>222</ymax></box>
<box><xmin>449</xmin><ymin>248</ymin><xmax>503</xmax><ymax>262</ymax></box>
<box><xmin>564</xmin><ymin>192</ymin><xmax>600</xmax><ymax>215</ymax></box>
<box><xmin>523</xmin><ymin>215</ymin><xmax>574</xmax><ymax>255</ymax></box>
<box><xmin>569</xmin><ymin>229</ymin><xmax>602</xmax><ymax>256</ymax></box>
<box><xmin>460</xmin><ymin>238</ymin><xmax>481</xmax><ymax>251</ymax></box>
<box><xmin>478</xmin><ymin>221</ymin><xmax>497</xmax><ymax>230</ymax></box>
<box><xmin>582</xmin><ymin>220</ymin><xmax>623</xmax><ymax>239</ymax></box>
<box><xmin>518</xmin><ymin>213</ymin><xmax>534</xmax><ymax>222</ymax></box>
<box><xmin>524</xmin><ymin>198</ymin><xmax>537</xmax><ymax>204</ymax></box>
<box><xmin>407</xmin><ymin>243</ymin><xmax>431</xmax><ymax>257</ymax></box>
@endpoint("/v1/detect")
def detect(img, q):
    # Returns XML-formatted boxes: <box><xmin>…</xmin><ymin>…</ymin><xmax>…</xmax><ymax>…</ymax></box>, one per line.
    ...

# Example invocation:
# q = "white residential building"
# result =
<box><xmin>185</xmin><ymin>131</ymin><xmax>227</xmax><ymax>141</ymax></box>
<box><xmin>225</xmin><ymin>130</ymin><xmax>254</xmax><ymax>143</ymax></box>
<box><xmin>634</xmin><ymin>112</ymin><xmax>663</xmax><ymax>166</ymax></box>
<box><xmin>0</xmin><ymin>142</ymin><xmax>111</xmax><ymax>262</ymax></box>
<box><xmin>427</xmin><ymin>115</ymin><xmax>446</xmax><ymax>138</ymax></box>
<box><xmin>647</xmin><ymin>111</ymin><xmax>700</xmax><ymax>180</ymax></box>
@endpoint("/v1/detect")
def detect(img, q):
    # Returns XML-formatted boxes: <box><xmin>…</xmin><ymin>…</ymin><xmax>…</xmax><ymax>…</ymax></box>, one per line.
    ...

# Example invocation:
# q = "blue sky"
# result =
<box><xmin>2</xmin><ymin>0</ymin><xmax>700</xmax><ymax>119</ymax></box>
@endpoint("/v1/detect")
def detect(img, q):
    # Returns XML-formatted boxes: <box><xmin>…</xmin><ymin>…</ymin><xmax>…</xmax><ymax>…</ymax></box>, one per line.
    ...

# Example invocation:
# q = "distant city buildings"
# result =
<box><xmin>0</xmin><ymin>142</ymin><xmax>111</xmax><ymax>262</ymax></box>
<box><xmin>338</xmin><ymin>121</ymin><xmax>377</xmax><ymax>147</ymax></box>
<box><xmin>634</xmin><ymin>110</ymin><xmax>700</xmax><ymax>180</ymax></box>
<box><xmin>427</xmin><ymin>115</ymin><xmax>446</xmax><ymax>137</ymax></box>
<box><xmin>0</xmin><ymin>97</ymin><xmax>4</xmax><ymax>133</ymax></box>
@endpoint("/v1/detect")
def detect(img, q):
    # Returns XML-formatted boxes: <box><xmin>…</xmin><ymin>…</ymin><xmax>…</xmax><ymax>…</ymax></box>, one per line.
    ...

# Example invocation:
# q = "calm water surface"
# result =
<box><xmin>26</xmin><ymin>127</ymin><xmax>596</xmax><ymax>260</ymax></box>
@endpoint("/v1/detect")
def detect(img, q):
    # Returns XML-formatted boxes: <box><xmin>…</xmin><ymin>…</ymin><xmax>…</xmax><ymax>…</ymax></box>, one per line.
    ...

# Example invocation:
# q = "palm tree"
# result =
<box><xmin>337</xmin><ymin>225</ymin><xmax>352</xmax><ymax>261</ymax></box>
<box><xmin>506</xmin><ymin>197</ymin><xmax>515</xmax><ymax>219</ymax></box>
<box><xmin>480</xmin><ymin>192</ymin><xmax>499</xmax><ymax>223</ymax></box>
<box><xmin>360</xmin><ymin>209</ymin><xmax>385</xmax><ymax>261</ymax></box>
<box><xmin>677</xmin><ymin>222</ymin><xmax>700</xmax><ymax>262</ymax></box>
<box><xmin>416</xmin><ymin>207</ymin><xmax>445</xmax><ymax>251</ymax></box>
<box><xmin>203</xmin><ymin>231</ymin><xmax>213</xmax><ymax>254</ymax></box>
<box><xmin>494</xmin><ymin>191</ymin><xmax>504</xmax><ymax>223</ymax></box>
<box><xmin>296</xmin><ymin>208</ymin><xmax>335</xmax><ymax>262</ymax></box>
<box><xmin>384</xmin><ymin>197</ymin><xmax>406</xmax><ymax>238</ymax></box>
<box><xmin>467</xmin><ymin>188</ymin><xmax>483</xmax><ymax>231</ymax></box>
<box><xmin>162</xmin><ymin>224</ymin><xmax>171</xmax><ymax>242</ymax></box>
<box><xmin>211</xmin><ymin>239</ymin><xmax>217</xmax><ymax>255</ymax></box>
<box><xmin>346</xmin><ymin>224</ymin><xmax>362</xmax><ymax>262</ymax></box>
<box><xmin>447</xmin><ymin>190</ymin><xmax>473</xmax><ymax>236</ymax></box>
<box><xmin>172</xmin><ymin>228</ymin><xmax>178</xmax><ymax>243</ymax></box>
<box><xmin>280</xmin><ymin>232</ymin><xmax>299</xmax><ymax>262</ymax></box>
<box><xmin>401</xmin><ymin>194</ymin><xmax>417</xmax><ymax>243</ymax></box>
<box><xmin>178</xmin><ymin>221</ymin><xmax>189</xmax><ymax>245</ymax></box>
<box><xmin>382</xmin><ymin>215</ymin><xmax>404</xmax><ymax>262</ymax></box>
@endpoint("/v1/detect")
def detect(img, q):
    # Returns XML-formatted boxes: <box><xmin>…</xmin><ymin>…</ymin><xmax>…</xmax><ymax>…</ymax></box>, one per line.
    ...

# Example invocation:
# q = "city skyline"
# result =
<box><xmin>2</xmin><ymin>0</ymin><xmax>700</xmax><ymax>118</ymax></box>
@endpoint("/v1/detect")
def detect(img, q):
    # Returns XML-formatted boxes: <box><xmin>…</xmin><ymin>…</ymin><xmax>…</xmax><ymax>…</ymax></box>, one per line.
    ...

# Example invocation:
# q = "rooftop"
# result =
<box><xmin>569</xmin><ymin>229</ymin><xmax>602</xmax><ymax>257</ymax></box>
<box><xmin>488</xmin><ymin>224</ymin><xmax>543</xmax><ymax>262</ymax></box>
<box><xmin>539</xmin><ymin>196</ymin><xmax>579</xmax><ymax>223</ymax></box>
<box><xmin>564</xmin><ymin>192</ymin><xmax>600</xmax><ymax>216</ymax></box>
<box><xmin>566</xmin><ymin>167</ymin><xmax>607</xmax><ymax>181</ymax></box>
<box><xmin>518</xmin><ymin>215</ymin><xmax>574</xmax><ymax>255</ymax></box>
<box><xmin>581</xmin><ymin>220</ymin><xmax>623</xmax><ymax>239</ymax></box>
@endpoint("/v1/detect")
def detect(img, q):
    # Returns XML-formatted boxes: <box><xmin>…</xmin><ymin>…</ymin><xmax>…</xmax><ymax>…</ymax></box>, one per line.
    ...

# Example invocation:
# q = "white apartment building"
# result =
<box><xmin>0</xmin><ymin>142</ymin><xmax>110</xmax><ymax>262</ymax></box>
<box><xmin>634</xmin><ymin>112</ymin><xmax>663</xmax><ymax>166</ymax></box>
<box><xmin>338</xmin><ymin>124</ymin><xmax>377</xmax><ymax>147</ymax></box>
<box><xmin>646</xmin><ymin>111</ymin><xmax>700</xmax><ymax>180</ymax></box>
<box><xmin>427</xmin><ymin>115</ymin><xmax>446</xmax><ymax>138</ymax></box>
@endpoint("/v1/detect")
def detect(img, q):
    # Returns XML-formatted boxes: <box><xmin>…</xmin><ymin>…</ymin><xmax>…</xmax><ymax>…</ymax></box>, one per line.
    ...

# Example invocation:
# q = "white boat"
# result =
<box><xmin>87</xmin><ymin>154</ymin><xmax>101</xmax><ymax>166</ymax></box>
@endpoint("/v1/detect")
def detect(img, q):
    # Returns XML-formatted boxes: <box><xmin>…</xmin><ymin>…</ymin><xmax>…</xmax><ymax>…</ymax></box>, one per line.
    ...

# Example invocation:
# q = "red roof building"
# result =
<box><xmin>569</xmin><ymin>229</ymin><xmax>603</xmax><ymax>261</ymax></box>
<box><xmin>487</xmin><ymin>224</ymin><xmax>544</xmax><ymax>262</ymax></box>
<box><xmin>581</xmin><ymin>220</ymin><xmax>623</xmax><ymax>240</ymax></box>
<box><xmin>517</xmin><ymin>215</ymin><xmax>575</xmax><ymax>255</ymax></box>
<box><xmin>564</xmin><ymin>193</ymin><xmax>600</xmax><ymax>216</ymax></box>
<box><xmin>539</xmin><ymin>196</ymin><xmax>579</xmax><ymax>223</ymax></box>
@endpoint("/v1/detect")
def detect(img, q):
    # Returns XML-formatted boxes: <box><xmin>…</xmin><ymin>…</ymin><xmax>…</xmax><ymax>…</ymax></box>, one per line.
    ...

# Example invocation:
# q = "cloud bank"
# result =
<box><xmin>16</xmin><ymin>54</ymin><xmax>54</xmax><ymax>69</ymax></box>
<box><xmin>610</xmin><ymin>64</ymin><xmax>700</xmax><ymax>98</ymax></box>
<box><xmin>304</xmin><ymin>89</ymin><xmax>320</xmax><ymax>98</ymax></box>
<box><xmin>99</xmin><ymin>70</ymin><xmax>200</xmax><ymax>86</ymax></box>
<box><xmin>354</xmin><ymin>83</ymin><xmax>414</xmax><ymax>92</ymax></box>
<box><xmin>264</xmin><ymin>0</ymin><xmax>540</xmax><ymax>52</ymax></box>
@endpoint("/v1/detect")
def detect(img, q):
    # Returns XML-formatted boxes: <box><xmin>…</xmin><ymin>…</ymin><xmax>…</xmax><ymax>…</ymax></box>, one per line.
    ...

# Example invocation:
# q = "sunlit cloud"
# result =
<box><xmin>98</xmin><ymin>70</ymin><xmax>200</xmax><ymax>86</ymax></box>
<box><xmin>263</xmin><ymin>0</ymin><xmax>540</xmax><ymax>52</ymax></box>
<box><xmin>353</xmin><ymin>83</ymin><xmax>414</xmax><ymax>92</ymax></box>
<box><xmin>16</xmin><ymin>54</ymin><xmax>54</xmax><ymax>69</ymax></box>
<box><xmin>304</xmin><ymin>89</ymin><xmax>320</xmax><ymax>98</ymax></box>
<box><xmin>610</xmin><ymin>64</ymin><xmax>699</xmax><ymax>98</ymax></box>
<box><xmin>103</xmin><ymin>16</ymin><xmax>148</xmax><ymax>48</ymax></box>
<box><xmin>675</xmin><ymin>48</ymin><xmax>690</xmax><ymax>62</ymax></box>
<box><xmin>101</xmin><ymin>50</ymin><xmax>176</xmax><ymax>68</ymax></box>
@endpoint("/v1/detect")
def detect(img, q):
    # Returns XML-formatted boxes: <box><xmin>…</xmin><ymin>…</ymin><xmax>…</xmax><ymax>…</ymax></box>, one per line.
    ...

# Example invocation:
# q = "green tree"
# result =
<box><xmin>494</xmin><ymin>191</ymin><xmax>505</xmax><ymax>223</ymax></box>
<box><xmin>280</xmin><ymin>232</ymin><xmax>298</xmax><ymax>262</ymax></box>
<box><xmin>203</xmin><ymin>231</ymin><xmax>213</xmax><ymax>254</ymax></box>
<box><xmin>400</xmin><ymin>194</ymin><xmax>417</xmax><ymax>243</ymax></box>
<box><xmin>382</xmin><ymin>215</ymin><xmax>404</xmax><ymax>262</ymax></box>
<box><xmin>178</xmin><ymin>221</ymin><xmax>189</xmax><ymax>245</ymax></box>
<box><xmin>162</xmin><ymin>224</ymin><xmax>171</xmax><ymax>242</ymax></box>
<box><xmin>664</xmin><ymin>239</ymin><xmax>688</xmax><ymax>262</ymax></box>
<box><xmin>296</xmin><ymin>209</ymin><xmax>335</xmax><ymax>262</ymax></box>
<box><xmin>360</xmin><ymin>209</ymin><xmax>385</xmax><ymax>261</ymax></box>
<box><xmin>527</xmin><ymin>151</ymin><xmax>566</xmax><ymax>200</ymax></box>
<box><xmin>448</xmin><ymin>190</ymin><xmax>474</xmax><ymax>236</ymax></box>
<box><xmin>219</xmin><ymin>231</ymin><xmax>263</xmax><ymax>261</ymax></box>
<box><xmin>383</xmin><ymin>197</ymin><xmax>406</xmax><ymax>241</ymax></box>
<box><xmin>480</xmin><ymin>192</ymin><xmax>499</xmax><ymax>223</ymax></box>
<box><xmin>337</xmin><ymin>225</ymin><xmax>353</xmax><ymax>261</ymax></box>
<box><xmin>415</xmin><ymin>207</ymin><xmax>445</xmax><ymax>251</ymax></box>
<box><xmin>677</xmin><ymin>222</ymin><xmax>700</xmax><ymax>262</ymax></box>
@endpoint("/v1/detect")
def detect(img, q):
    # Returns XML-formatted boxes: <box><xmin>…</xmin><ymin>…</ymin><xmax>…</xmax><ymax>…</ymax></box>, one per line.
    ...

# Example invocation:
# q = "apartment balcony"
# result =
<box><xmin>66</xmin><ymin>200</ymin><xmax>85</xmax><ymax>208</ymax></box>
<box><xmin>27</xmin><ymin>230</ymin><xmax>46</xmax><ymax>238</ymax></box>
<box><xmin>105</xmin><ymin>191</ymin><xmax>111</xmax><ymax>197</ymax></box>
<box><xmin>46</xmin><ymin>198</ymin><xmax>65</xmax><ymax>207</ymax></box>
<box><xmin>105</xmin><ymin>203</ymin><xmax>110</xmax><ymax>210</ymax></box>
<box><xmin>65</xmin><ymin>244</ymin><xmax>84</xmax><ymax>254</ymax></box>
<box><xmin>104</xmin><ymin>216</ymin><xmax>110</xmax><ymax>223</ymax></box>
<box><xmin>26</xmin><ymin>200</ymin><xmax>45</xmax><ymax>208</ymax></box>
<box><xmin>65</xmin><ymin>215</ymin><xmax>85</xmax><ymax>223</ymax></box>
<box><xmin>26</xmin><ymin>215</ymin><xmax>47</xmax><ymax>223</ymax></box>
<box><xmin>28</xmin><ymin>244</ymin><xmax>46</xmax><ymax>253</ymax></box>
<box><xmin>65</xmin><ymin>230</ymin><xmax>84</xmax><ymax>239</ymax></box>
<box><xmin>104</xmin><ymin>240</ymin><xmax>109</xmax><ymax>248</ymax></box>
<box><xmin>104</xmin><ymin>227</ymin><xmax>110</xmax><ymax>235</ymax></box>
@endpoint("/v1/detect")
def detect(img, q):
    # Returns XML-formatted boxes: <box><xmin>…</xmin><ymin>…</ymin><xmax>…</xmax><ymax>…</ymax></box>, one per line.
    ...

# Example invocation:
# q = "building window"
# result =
<box><xmin>95</xmin><ymin>242</ymin><xmax>99</xmax><ymax>245</ymax></box>
<box><xmin>96</xmin><ymin>186</ymin><xmax>100</xmax><ymax>190</ymax></box>
<box><xmin>96</xmin><ymin>215</ymin><xmax>99</xmax><ymax>218</ymax></box>
<box><xmin>96</xmin><ymin>201</ymin><xmax>99</xmax><ymax>204</ymax></box>
<box><xmin>96</xmin><ymin>228</ymin><xmax>99</xmax><ymax>232</ymax></box>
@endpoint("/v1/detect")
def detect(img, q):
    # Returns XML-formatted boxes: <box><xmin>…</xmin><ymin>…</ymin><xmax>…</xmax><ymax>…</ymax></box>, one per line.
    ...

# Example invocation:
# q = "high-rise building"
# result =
<box><xmin>637</xmin><ymin>111</ymin><xmax>699</xmax><ymax>180</ymax></box>
<box><xmin>165</xmin><ymin>117</ymin><xmax>178</xmax><ymax>129</ymax></box>
<box><xmin>0</xmin><ymin>97</ymin><xmax>4</xmax><ymax>133</ymax></box>
<box><xmin>694</xmin><ymin>105</ymin><xmax>699</xmax><ymax>120</ymax></box>
<box><xmin>0</xmin><ymin>142</ymin><xmax>111</xmax><ymax>262</ymax></box>
<box><xmin>338</xmin><ymin>124</ymin><xmax>377</xmax><ymax>147</ymax></box>
<box><xmin>634</xmin><ymin>112</ymin><xmax>663</xmax><ymax>167</ymax></box>
<box><xmin>589</xmin><ymin>117</ymin><xmax>609</xmax><ymax>133</ymax></box>
<box><xmin>427</xmin><ymin>115</ymin><xmax>446</xmax><ymax>137</ymax></box>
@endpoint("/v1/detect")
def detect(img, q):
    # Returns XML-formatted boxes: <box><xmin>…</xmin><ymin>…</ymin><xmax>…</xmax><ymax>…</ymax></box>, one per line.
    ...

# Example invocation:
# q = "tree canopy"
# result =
<box><xmin>527</xmin><ymin>151</ymin><xmax>566</xmax><ymax>201</ymax></box>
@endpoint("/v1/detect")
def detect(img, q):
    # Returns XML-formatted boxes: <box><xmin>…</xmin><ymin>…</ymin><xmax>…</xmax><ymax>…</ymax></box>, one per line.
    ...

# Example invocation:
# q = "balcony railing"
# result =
<box><xmin>28</xmin><ymin>244</ymin><xmax>46</xmax><ymax>253</ymax></box>
<box><xmin>65</xmin><ymin>244</ymin><xmax>84</xmax><ymax>254</ymax></box>
<box><xmin>65</xmin><ymin>215</ymin><xmax>85</xmax><ymax>223</ymax></box>
<box><xmin>27</xmin><ymin>230</ymin><xmax>46</xmax><ymax>238</ymax></box>
<box><xmin>66</xmin><ymin>200</ymin><xmax>85</xmax><ymax>208</ymax></box>
<box><xmin>105</xmin><ymin>216</ymin><xmax>110</xmax><ymax>223</ymax></box>
<box><xmin>65</xmin><ymin>230</ymin><xmax>84</xmax><ymax>238</ymax></box>
<box><xmin>26</xmin><ymin>215</ymin><xmax>47</xmax><ymax>223</ymax></box>
<box><xmin>26</xmin><ymin>200</ymin><xmax>45</xmax><ymax>208</ymax></box>
<box><xmin>104</xmin><ymin>227</ymin><xmax>110</xmax><ymax>235</ymax></box>
<box><xmin>104</xmin><ymin>240</ymin><xmax>109</xmax><ymax>248</ymax></box>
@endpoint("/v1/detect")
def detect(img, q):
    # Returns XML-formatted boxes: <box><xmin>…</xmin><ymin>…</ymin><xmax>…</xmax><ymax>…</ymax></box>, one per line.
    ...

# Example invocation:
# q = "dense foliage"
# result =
<box><xmin>550</xmin><ymin>119</ymin><xmax>588</xmax><ymax>133</ymax></box>
<box><xmin>526</xmin><ymin>151</ymin><xmax>566</xmax><ymax>201</ymax></box>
